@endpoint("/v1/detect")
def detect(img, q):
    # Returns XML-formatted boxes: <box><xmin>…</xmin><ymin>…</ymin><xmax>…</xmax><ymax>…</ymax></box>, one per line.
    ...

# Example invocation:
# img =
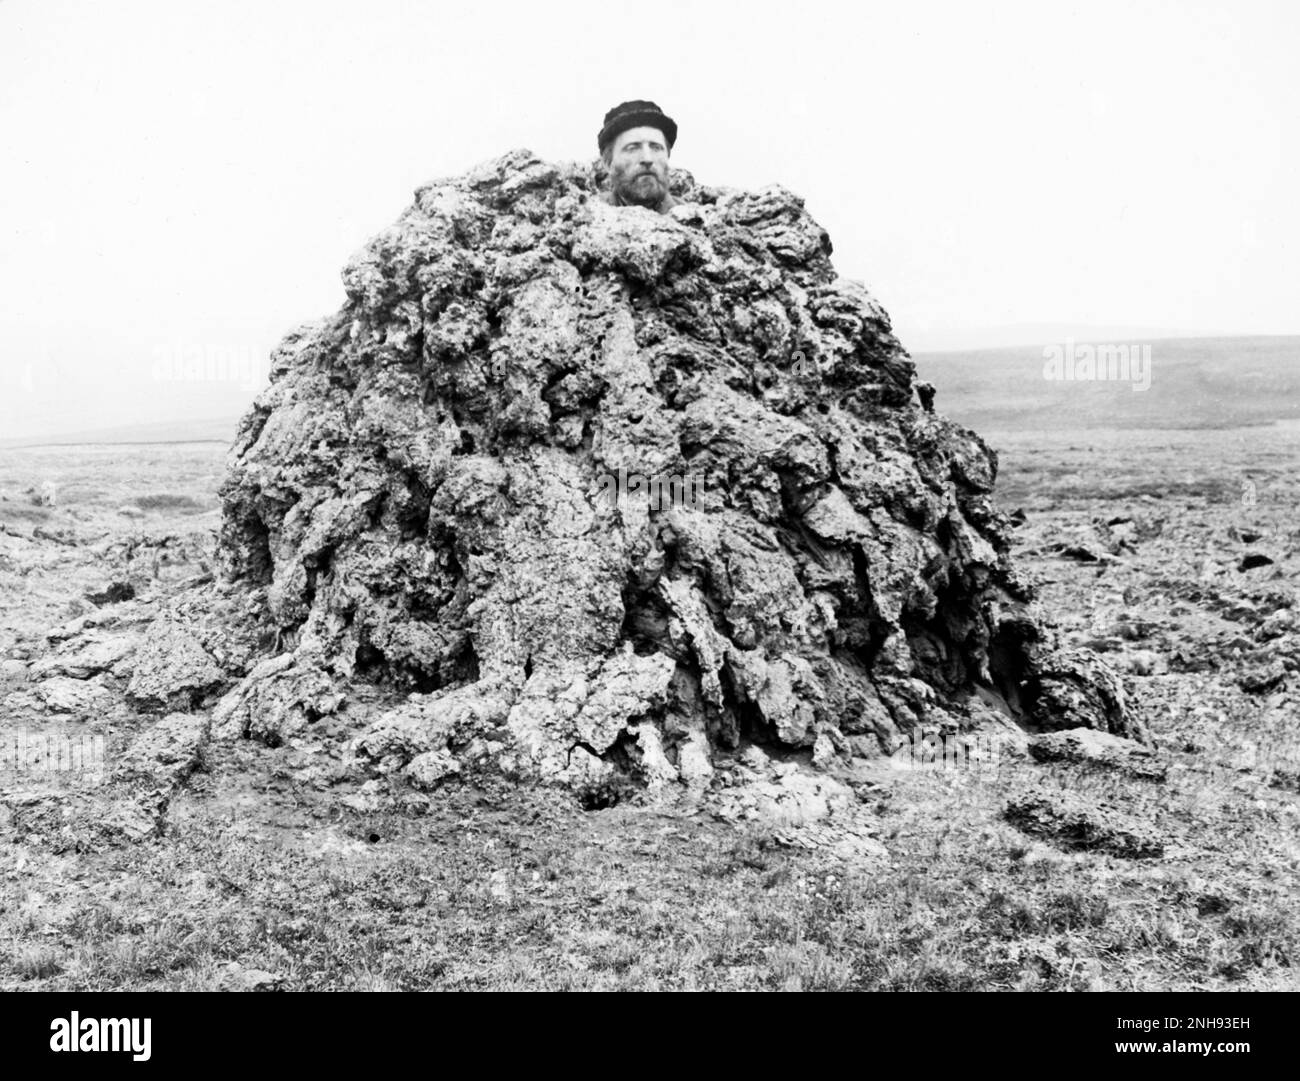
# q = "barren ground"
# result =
<box><xmin>1</xmin><ymin>425</ymin><xmax>1297</xmax><ymax>991</ymax></box>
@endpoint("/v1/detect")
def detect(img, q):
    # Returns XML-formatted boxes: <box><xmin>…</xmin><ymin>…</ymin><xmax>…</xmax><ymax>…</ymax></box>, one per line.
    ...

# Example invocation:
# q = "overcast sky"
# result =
<box><xmin>1</xmin><ymin>0</ymin><xmax>1296</xmax><ymax>438</ymax></box>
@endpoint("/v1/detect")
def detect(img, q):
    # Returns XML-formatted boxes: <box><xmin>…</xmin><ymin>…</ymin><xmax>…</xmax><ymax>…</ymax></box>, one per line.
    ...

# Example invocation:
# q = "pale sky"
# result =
<box><xmin>1</xmin><ymin>0</ymin><xmax>1296</xmax><ymax>438</ymax></box>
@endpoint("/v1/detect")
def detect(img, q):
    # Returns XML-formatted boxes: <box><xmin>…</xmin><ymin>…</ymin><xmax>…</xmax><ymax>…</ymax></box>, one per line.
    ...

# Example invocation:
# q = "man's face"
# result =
<box><xmin>607</xmin><ymin>125</ymin><xmax>670</xmax><ymax>207</ymax></box>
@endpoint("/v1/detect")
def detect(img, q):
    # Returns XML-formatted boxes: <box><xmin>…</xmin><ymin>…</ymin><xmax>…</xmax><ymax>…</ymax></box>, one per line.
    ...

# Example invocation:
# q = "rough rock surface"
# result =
<box><xmin>1028</xmin><ymin>727</ymin><xmax>1167</xmax><ymax>781</ymax></box>
<box><xmin>3</xmin><ymin>785</ymin><xmax>171</xmax><ymax>852</ymax></box>
<box><xmin>126</xmin><ymin>620</ymin><xmax>224</xmax><ymax>711</ymax></box>
<box><xmin>203</xmin><ymin>149</ymin><xmax>1142</xmax><ymax>795</ymax></box>
<box><xmin>1005</xmin><ymin>790</ymin><xmax>1166</xmax><ymax>859</ymax></box>
<box><xmin>112</xmin><ymin>711</ymin><xmax>210</xmax><ymax>785</ymax></box>
<box><xmin>1</xmin><ymin>708</ymin><xmax>210</xmax><ymax>853</ymax></box>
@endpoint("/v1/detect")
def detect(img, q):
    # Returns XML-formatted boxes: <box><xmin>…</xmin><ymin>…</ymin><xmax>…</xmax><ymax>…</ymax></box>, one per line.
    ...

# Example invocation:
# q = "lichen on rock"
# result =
<box><xmin>214</xmin><ymin>148</ymin><xmax>1144</xmax><ymax>794</ymax></box>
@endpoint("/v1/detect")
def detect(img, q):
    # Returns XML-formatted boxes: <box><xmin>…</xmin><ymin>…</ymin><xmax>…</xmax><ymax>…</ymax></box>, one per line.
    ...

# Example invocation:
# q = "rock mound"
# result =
<box><xmin>211</xmin><ymin>149</ymin><xmax>1142</xmax><ymax>792</ymax></box>
<box><xmin>1005</xmin><ymin>790</ymin><xmax>1166</xmax><ymax>859</ymax></box>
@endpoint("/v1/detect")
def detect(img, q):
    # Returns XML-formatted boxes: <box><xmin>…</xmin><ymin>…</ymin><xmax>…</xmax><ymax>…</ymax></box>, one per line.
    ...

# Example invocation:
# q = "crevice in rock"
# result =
<box><xmin>719</xmin><ymin>660</ymin><xmax>778</xmax><ymax>747</ymax></box>
<box><xmin>619</xmin><ymin>580</ymin><xmax>674</xmax><ymax>657</ymax></box>
<box><xmin>988</xmin><ymin>619</ymin><xmax>1039</xmax><ymax>725</ymax></box>
<box><xmin>241</xmin><ymin>513</ymin><xmax>274</xmax><ymax>586</ymax></box>
<box><xmin>396</xmin><ymin>477</ymin><xmax>432</xmax><ymax>540</ymax></box>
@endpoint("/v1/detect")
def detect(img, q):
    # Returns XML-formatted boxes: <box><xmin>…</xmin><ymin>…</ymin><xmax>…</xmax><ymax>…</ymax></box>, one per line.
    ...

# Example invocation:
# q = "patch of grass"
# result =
<box><xmin>10</xmin><ymin>943</ymin><xmax>63</xmax><ymax>981</ymax></box>
<box><xmin>1216</xmin><ymin>906</ymin><xmax>1296</xmax><ymax>974</ymax></box>
<box><xmin>981</xmin><ymin>888</ymin><xmax>1110</xmax><ymax>936</ymax></box>
<box><xmin>2</xmin><ymin>750</ymin><xmax>1298</xmax><ymax>992</ymax></box>
<box><xmin>0</xmin><ymin>504</ymin><xmax>52</xmax><ymax>524</ymax></box>
<box><xmin>132</xmin><ymin>493</ymin><xmax>207</xmax><ymax>512</ymax></box>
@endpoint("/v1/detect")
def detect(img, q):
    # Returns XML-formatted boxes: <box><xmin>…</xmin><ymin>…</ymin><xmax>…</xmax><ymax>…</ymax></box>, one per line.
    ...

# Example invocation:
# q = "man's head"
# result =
<box><xmin>598</xmin><ymin>100</ymin><xmax>677</xmax><ymax>209</ymax></box>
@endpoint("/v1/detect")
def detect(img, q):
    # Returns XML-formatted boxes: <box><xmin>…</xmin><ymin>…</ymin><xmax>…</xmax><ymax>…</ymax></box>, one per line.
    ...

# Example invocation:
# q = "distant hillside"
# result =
<box><xmin>899</xmin><ymin>322</ymin><xmax>1230</xmax><ymax>353</ymax></box>
<box><xmin>5</xmin><ymin>335</ymin><xmax>1297</xmax><ymax>446</ymax></box>
<box><xmin>914</xmin><ymin>335</ymin><xmax>1300</xmax><ymax>431</ymax></box>
<box><xmin>0</xmin><ymin>415</ymin><xmax>239</xmax><ymax>449</ymax></box>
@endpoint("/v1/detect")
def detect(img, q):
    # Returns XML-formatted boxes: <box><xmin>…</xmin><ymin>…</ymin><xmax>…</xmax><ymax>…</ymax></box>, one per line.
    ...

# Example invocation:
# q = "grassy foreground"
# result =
<box><xmin>2</xmin><ymin>426</ymin><xmax>1299</xmax><ymax>991</ymax></box>
<box><xmin>4</xmin><ymin>721</ymin><xmax>1296</xmax><ymax>992</ymax></box>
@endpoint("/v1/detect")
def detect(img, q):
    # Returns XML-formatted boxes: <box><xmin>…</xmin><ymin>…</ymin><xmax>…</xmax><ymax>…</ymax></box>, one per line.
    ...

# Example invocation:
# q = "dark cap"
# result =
<box><xmin>597</xmin><ymin>100</ymin><xmax>678</xmax><ymax>154</ymax></box>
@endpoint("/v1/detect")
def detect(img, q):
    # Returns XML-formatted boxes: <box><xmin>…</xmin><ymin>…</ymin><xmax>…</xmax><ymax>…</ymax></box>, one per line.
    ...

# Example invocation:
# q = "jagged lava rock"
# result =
<box><xmin>112</xmin><ymin>711</ymin><xmax>210</xmax><ymax>785</ymax></box>
<box><xmin>1028</xmin><ymin>727</ymin><xmax>1167</xmax><ymax>781</ymax></box>
<box><xmin>1005</xmin><ymin>790</ymin><xmax>1165</xmax><ymax>859</ymax></box>
<box><xmin>126</xmin><ymin>619</ymin><xmax>225</xmax><ymax>711</ymax></box>
<box><xmin>216</xmin><ymin>149</ymin><xmax>1142</xmax><ymax>791</ymax></box>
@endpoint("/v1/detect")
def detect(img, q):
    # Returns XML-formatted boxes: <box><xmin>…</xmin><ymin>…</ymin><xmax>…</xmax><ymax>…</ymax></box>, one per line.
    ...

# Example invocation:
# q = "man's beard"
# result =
<box><xmin>617</xmin><ymin>170</ymin><xmax>665</xmax><ymax>207</ymax></box>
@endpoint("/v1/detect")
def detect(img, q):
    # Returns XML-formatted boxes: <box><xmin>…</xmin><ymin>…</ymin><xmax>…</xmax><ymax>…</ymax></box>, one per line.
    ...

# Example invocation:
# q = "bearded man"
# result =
<box><xmin>597</xmin><ymin>100</ymin><xmax>681</xmax><ymax>214</ymax></box>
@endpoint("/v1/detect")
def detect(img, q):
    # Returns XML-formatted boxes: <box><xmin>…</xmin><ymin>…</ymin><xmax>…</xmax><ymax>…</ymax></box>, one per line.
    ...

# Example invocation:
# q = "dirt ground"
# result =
<box><xmin>1</xmin><ymin>427</ymin><xmax>1297</xmax><ymax>991</ymax></box>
